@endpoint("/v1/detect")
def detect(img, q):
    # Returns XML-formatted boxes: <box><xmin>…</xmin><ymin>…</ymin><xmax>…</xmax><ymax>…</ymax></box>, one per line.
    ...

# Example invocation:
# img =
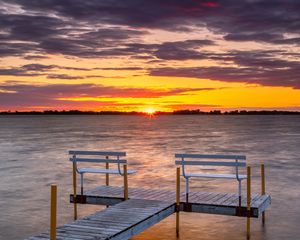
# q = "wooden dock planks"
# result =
<box><xmin>70</xmin><ymin>186</ymin><xmax>271</xmax><ymax>218</ymax></box>
<box><xmin>27</xmin><ymin>199</ymin><xmax>175</xmax><ymax>240</ymax></box>
<box><xmin>28</xmin><ymin>186</ymin><xmax>271</xmax><ymax>239</ymax></box>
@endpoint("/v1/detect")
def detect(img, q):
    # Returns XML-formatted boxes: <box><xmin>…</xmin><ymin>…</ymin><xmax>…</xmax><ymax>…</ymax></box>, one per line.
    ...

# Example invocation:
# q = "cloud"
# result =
<box><xmin>46</xmin><ymin>74</ymin><xmax>105</xmax><ymax>80</ymax></box>
<box><xmin>0</xmin><ymin>64</ymin><xmax>95</xmax><ymax>79</ymax></box>
<box><xmin>150</xmin><ymin>65</ymin><xmax>300</xmax><ymax>89</ymax></box>
<box><xmin>0</xmin><ymin>64</ymin><xmax>145</xmax><ymax>79</ymax></box>
<box><xmin>1</xmin><ymin>0</ymin><xmax>298</xmax><ymax>59</ymax></box>
<box><xmin>149</xmin><ymin>48</ymin><xmax>300</xmax><ymax>88</ymax></box>
<box><xmin>165</xmin><ymin>103</ymin><xmax>221</xmax><ymax>110</ymax></box>
<box><xmin>0</xmin><ymin>81</ymin><xmax>211</xmax><ymax>109</ymax></box>
<box><xmin>3</xmin><ymin>0</ymin><xmax>299</xmax><ymax>43</ymax></box>
<box><xmin>0</xmin><ymin>64</ymin><xmax>92</xmax><ymax>76</ymax></box>
<box><xmin>224</xmin><ymin>33</ymin><xmax>300</xmax><ymax>45</ymax></box>
<box><xmin>0</xmin><ymin>0</ymin><xmax>299</xmax><ymax>91</ymax></box>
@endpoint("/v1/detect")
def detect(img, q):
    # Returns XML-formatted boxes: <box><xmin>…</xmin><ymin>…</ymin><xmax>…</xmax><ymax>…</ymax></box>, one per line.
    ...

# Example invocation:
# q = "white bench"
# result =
<box><xmin>69</xmin><ymin>150</ymin><xmax>137</xmax><ymax>195</ymax></box>
<box><xmin>175</xmin><ymin>153</ymin><xmax>247</xmax><ymax>205</ymax></box>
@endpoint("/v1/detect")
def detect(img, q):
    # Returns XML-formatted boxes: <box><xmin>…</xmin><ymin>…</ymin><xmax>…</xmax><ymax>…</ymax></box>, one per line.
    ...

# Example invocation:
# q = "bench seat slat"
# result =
<box><xmin>78</xmin><ymin>168</ymin><xmax>136</xmax><ymax>175</ymax></box>
<box><xmin>183</xmin><ymin>173</ymin><xmax>247</xmax><ymax>179</ymax></box>
<box><xmin>70</xmin><ymin>158</ymin><xmax>127</xmax><ymax>164</ymax></box>
<box><xmin>175</xmin><ymin>154</ymin><xmax>246</xmax><ymax>160</ymax></box>
<box><xmin>175</xmin><ymin>160</ymin><xmax>246</xmax><ymax>167</ymax></box>
<box><xmin>69</xmin><ymin>151</ymin><xmax>126</xmax><ymax>157</ymax></box>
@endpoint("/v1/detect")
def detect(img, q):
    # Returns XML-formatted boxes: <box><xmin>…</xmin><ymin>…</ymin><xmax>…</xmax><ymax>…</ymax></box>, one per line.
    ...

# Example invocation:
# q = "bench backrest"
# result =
<box><xmin>175</xmin><ymin>153</ymin><xmax>246</xmax><ymax>179</ymax></box>
<box><xmin>69</xmin><ymin>150</ymin><xmax>127</xmax><ymax>174</ymax></box>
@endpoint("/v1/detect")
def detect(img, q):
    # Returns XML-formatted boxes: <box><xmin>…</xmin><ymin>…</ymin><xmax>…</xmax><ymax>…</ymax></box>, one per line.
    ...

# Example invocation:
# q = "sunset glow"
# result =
<box><xmin>0</xmin><ymin>1</ymin><xmax>299</xmax><ymax>112</ymax></box>
<box><xmin>142</xmin><ymin>108</ymin><xmax>157</xmax><ymax>116</ymax></box>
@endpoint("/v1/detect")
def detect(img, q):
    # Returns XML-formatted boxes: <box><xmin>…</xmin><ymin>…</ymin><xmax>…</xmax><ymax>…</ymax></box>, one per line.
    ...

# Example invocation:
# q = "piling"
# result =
<box><xmin>261</xmin><ymin>164</ymin><xmax>266</xmax><ymax>224</ymax></box>
<box><xmin>247</xmin><ymin>166</ymin><xmax>251</xmax><ymax>239</ymax></box>
<box><xmin>176</xmin><ymin>167</ymin><xmax>180</xmax><ymax>236</ymax></box>
<box><xmin>106</xmin><ymin>156</ymin><xmax>109</xmax><ymax>186</ymax></box>
<box><xmin>50</xmin><ymin>185</ymin><xmax>57</xmax><ymax>240</ymax></box>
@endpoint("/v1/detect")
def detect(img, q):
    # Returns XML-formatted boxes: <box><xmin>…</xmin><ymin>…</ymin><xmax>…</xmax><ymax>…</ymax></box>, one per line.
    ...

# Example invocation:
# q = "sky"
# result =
<box><xmin>0</xmin><ymin>0</ymin><xmax>300</xmax><ymax>112</ymax></box>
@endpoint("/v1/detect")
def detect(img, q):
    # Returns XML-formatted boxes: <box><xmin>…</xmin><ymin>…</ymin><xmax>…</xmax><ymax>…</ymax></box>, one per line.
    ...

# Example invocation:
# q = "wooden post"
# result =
<box><xmin>261</xmin><ymin>164</ymin><xmax>266</xmax><ymax>224</ymax></box>
<box><xmin>123</xmin><ymin>165</ymin><xmax>128</xmax><ymax>200</ymax></box>
<box><xmin>246</xmin><ymin>166</ymin><xmax>251</xmax><ymax>240</ymax></box>
<box><xmin>106</xmin><ymin>156</ymin><xmax>109</xmax><ymax>186</ymax></box>
<box><xmin>72</xmin><ymin>160</ymin><xmax>77</xmax><ymax>220</ymax></box>
<box><xmin>105</xmin><ymin>157</ymin><xmax>110</xmax><ymax>208</ymax></box>
<box><xmin>176</xmin><ymin>167</ymin><xmax>180</xmax><ymax>237</ymax></box>
<box><xmin>50</xmin><ymin>185</ymin><xmax>57</xmax><ymax>240</ymax></box>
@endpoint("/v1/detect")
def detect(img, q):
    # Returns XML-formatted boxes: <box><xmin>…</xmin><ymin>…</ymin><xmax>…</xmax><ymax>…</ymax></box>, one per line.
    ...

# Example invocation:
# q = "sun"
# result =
<box><xmin>142</xmin><ymin>108</ymin><xmax>157</xmax><ymax>116</ymax></box>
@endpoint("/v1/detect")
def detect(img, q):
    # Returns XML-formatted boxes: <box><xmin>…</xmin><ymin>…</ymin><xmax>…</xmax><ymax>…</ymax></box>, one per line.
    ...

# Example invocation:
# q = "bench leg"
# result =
<box><xmin>186</xmin><ymin>177</ymin><xmax>189</xmax><ymax>203</ymax></box>
<box><xmin>123</xmin><ymin>165</ymin><xmax>128</xmax><ymax>200</ymax></box>
<box><xmin>80</xmin><ymin>173</ymin><xmax>83</xmax><ymax>196</ymax></box>
<box><xmin>238</xmin><ymin>179</ymin><xmax>242</xmax><ymax>216</ymax></box>
<box><xmin>72</xmin><ymin>161</ymin><xmax>77</xmax><ymax>220</ymax></box>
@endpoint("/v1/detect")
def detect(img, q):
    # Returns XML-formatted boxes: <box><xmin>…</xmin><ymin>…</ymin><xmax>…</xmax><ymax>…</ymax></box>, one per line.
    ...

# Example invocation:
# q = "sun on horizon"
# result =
<box><xmin>141</xmin><ymin>108</ymin><xmax>157</xmax><ymax>116</ymax></box>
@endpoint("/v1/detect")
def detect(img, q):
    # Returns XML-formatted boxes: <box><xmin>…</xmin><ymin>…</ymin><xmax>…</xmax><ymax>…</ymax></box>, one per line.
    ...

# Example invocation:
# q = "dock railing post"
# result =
<box><xmin>247</xmin><ymin>166</ymin><xmax>251</xmax><ymax>240</ymax></box>
<box><xmin>123</xmin><ymin>164</ymin><xmax>128</xmax><ymax>200</ymax></box>
<box><xmin>261</xmin><ymin>164</ymin><xmax>265</xmax><ymax>225</ymax></box>
<box><xmin>72</xmin><ymin>159</ymin><xmax>78</xmax><ymax>220</ymax></box>
<box><xmin>176</xmin><ymin>167</ymin><xmax>180</xmax><ymax>237</ymax></box>
<box><xmin>50</xmin><ymin>185</ymin><xmax>57</xmax><ymax>240</ymax></box>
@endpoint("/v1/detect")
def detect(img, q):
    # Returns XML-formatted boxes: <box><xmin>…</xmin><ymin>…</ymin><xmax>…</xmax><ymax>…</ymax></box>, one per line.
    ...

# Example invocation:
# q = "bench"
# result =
<box><xmin>69</xmin><ymin>150</ymin><xmax>137</xmax><ymax>196</ymax></box>
<box><xmin>175</xmin><ymin>153</ymin><xmax>247</xmax><ymax>206</ymax></box>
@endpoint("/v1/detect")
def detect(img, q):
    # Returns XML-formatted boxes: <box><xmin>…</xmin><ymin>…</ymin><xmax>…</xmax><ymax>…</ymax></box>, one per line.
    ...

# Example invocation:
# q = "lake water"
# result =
<box><xmin>0</xmin><ymin>115</ymin><xmax>299</xmax><ymax>240</ymax></box>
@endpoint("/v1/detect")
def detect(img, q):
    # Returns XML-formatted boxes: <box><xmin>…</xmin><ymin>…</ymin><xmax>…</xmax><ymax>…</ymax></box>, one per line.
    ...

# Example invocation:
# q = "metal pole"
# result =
<box><xmin>50</xmin><ymin>185</ymin><xmax>57</xmax><ymax>240</ymax></box>
<box><xmin>247</xmin><ymin>166</ymin><xmax>251</xmax><ymax>240</ymax></box>
<box><xmin>123</xmin><ymin>165</ymin><xmax>128</xmax><ymax>200</ymax></box>
<box><xmin>176</xmin><ymin>167</ymin><xmax>180</xmax><ymax>237</ymax></box>
<box><xmin>261</xmin><ymin>164</ymin><xmax>266</xmax><ymax>224</ymax></box>
<box><xmin>72</xmin><ymin>161</ymin><xmax>77</xmax><ymax>220</ymax></box>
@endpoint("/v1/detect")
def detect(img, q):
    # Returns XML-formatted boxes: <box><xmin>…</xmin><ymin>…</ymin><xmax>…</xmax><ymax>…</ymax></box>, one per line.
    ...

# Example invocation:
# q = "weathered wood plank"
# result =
<box><xmin>74</xmin><ymin>186</ymin><xmax>271</xmax><ymax>215</ymax></box>
<box><xmin>27</xmin><ymin>199</ymin><xmax>175</xmax><ymax>240</ymax></box>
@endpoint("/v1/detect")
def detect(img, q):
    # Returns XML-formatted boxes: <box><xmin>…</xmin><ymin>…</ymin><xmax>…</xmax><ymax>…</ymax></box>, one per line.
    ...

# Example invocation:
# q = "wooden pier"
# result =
<box><xmin>26</xmin><ymin>151</ymin><xmax>271</xmax><ymax>239</ymax></box>
<box><xmin>27</xmin><ymin>185</ymin><xmax>270</xmax><ymax>240</ymax></box>
<box><xmin>28</xmin><ymin>198</ymin><xmax>174</xmax><ymax>240</ymax></box>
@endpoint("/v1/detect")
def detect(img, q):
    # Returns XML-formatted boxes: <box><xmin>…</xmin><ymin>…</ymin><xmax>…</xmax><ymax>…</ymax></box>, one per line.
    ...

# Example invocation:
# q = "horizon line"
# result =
<box><xmin>1</xmin><ymin>109</ymin><xmax>300</xmax><ymax>115</ymax></box>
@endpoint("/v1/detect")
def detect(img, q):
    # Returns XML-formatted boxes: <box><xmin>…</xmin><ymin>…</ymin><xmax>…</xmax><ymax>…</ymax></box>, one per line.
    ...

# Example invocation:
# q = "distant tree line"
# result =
<box><xmin>172</xmin><ymin>109</ymin><xmax>300</xmax><ymax>115</ymax></box>
<box><xmin>0</xmin><ymin>109</ymin><xmax>300</xmax><ymax>115</ymax></box>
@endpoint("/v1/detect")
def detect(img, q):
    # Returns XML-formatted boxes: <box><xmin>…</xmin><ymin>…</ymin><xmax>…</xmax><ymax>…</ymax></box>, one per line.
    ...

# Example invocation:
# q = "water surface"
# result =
<box><xmin>0</xmin><ymin>115</ymin><xmax>299</xmax><ymax>239</ymax></box>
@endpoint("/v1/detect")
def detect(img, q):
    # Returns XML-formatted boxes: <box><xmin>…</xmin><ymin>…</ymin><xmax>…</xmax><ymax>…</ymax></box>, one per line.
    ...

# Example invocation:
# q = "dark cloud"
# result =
<box><xmin>46</xmin><ymin>74</ymin><xmax>105</xmax><ymax>80</ymax></box>
<box><xmin>0</xmin><ymin>81</ymin><xmax>211</xmax><ymax>109</ymax></box>
<box><xmin>165</xmin><ymin>103</ymin><xmax>221</xmax><ymax>110</ymax></box>
<box><xmin>94</xmin><ymin>67</ymin><xmax>144</xmax><ymax>71</ymax></box>
<box><xmin>150</xmin><ymin>65</ymin><xmax>300</xmax><ymax>89</ymax></box>
<box><xmin>0</xmin><ymin>64</ymin><xmax>144</xmax><ymax>79</ymax></box>
<box><xmin>0</xmin><ymin>8</ymin><xmax>147</xmax><ymax>58</ymax></box>
<box><xmin>1</xmin><ymin>0</ymin><xmax>298</xmax><ymax>59</ymax></box>
<box><xmin>3</xmin><ymin>0</ymin><xmax>299</xmax><ymax>42</ymax></box>
<box><xmin>153</xmin><ymin>40</ymin><xmax>214</xmax><ymax>60</ymax></box>
<box><xmin>224</xmin><ymin>33</ymin><xmax>300</xmax><ymax>45</ymax></box>
<box><xmin>0</xmin><ymin>0</ymin><xmax>299</xmax><ymax>90</ymax></box>
<box><xmin>0</xmin><ymin>64</ymin><xmax>93</xmax><ymax>76</ymax></box>
<box><xmin>0</xmin><ymin>41</ymin><xmax>37</xmax><ymax>57</ymax></box>
<box><xmin>147</xmin><ymin>48</ymin><xmax>300</xmax><ymax>88</ymax></box>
